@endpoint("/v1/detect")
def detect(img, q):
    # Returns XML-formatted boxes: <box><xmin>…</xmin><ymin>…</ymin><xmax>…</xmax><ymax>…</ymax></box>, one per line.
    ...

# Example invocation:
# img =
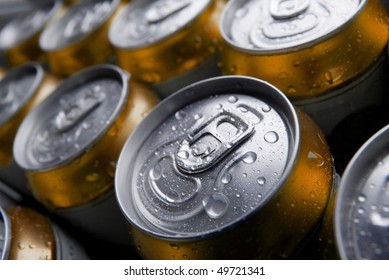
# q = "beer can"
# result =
<box><xmin>39</xmin><ymin>0</ymin><xmax>121</xmax><ymax>77</ymax></box>
<box><xmin>334</xmin><ymin>124</ymin><xmax>389</xmax><ymax>259</ymax></box>
<box><xmin>0</xmin><ymin>62</ymin><xmax>59</xmax><ymax>195</ymax></box>
<box><xmin>109</xmin><ymin>0</ymin><xmax>225</xmax><ymax>98</ymax></box>
<box><xmin>219</xmin><ymin>0</ymin><xmax>389</xmax><ymax>136</ymax></box>
<box><xmin>13</xmin><ymin>64</ymin><xmax>158</xmax><ymax>244</ymax></box>
<box><xmin>0</xmin><ymin>0</ymin><xmax>63</xmax><ymax>67</ymax></box>
<box><xmin>0</xmin><ymin>206</ymin><xmax>89</xmax><ymax>260</ymax></box>
<box><xmin>115</xmin><ymin>75</ymin><xmax>334</xmax><ymax>259</ymax></box>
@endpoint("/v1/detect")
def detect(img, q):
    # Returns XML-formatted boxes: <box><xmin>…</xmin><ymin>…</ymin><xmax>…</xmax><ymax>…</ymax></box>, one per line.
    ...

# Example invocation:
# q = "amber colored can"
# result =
<box><xmin>116</xmin><ymin>76</ymin><xmax>334</xmax><ymax>259</ymax></box>
<box><xmin>13</xmin><ymin>64</ymin><xmax>158</xmax><ymax>243</ymax></box>
<box><xmin>0</xmin><ymin>206</ymin><xmax>89</xmax><ymax>260</ymax></box>
<box><xmin>109</xmin><ymin>0</ymin><xmax>226</xmax><ymax>98</ymax></box>
<box><xmin>39</xmin><ymin>0</ymin><xmax>121</xmax><ymax>77</ymax></box>
<box><xmin>219</xmin><ymin>0</ymin><xmax>389</xmax><ymax>136</ymax></box>
<box><xmin>0</xmin><ymin>0</ymin><xmax>63</xmax><ymax>67</ymax></box>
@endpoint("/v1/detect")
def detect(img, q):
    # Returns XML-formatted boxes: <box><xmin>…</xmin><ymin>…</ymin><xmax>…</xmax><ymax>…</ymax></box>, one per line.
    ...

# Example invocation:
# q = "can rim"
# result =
<box><xmin>0</xmin><ymin>62</ymin><xmax>44</xmax><ymax>127</ymax></box>
<box><xmin>108</xmin><ymin>0</ymin><xmax>212</xmax><ymax>50</ymax></box>
<box><xmin>219</xmin><ymin>0</ymin><xmax>367</xmax><ymax>55</ymax></box>
<box><xmin>0</xmin><ymin>0</ymin><xmax>62</xmax><ymax>50</ymax></box>
<box><xmin>335</xmin><ymin>124</ymin><xmax>389</xmax><ymax>259</ymax></box>
<box><xmin>115</xmin><ymin>75</ymin><xmax>301</xmax><ymax>240</ymax></box>
<box><xmin>13</xmin><ymin>63</ymin><xmax>130</xmax><ymax>172</ymax></box>
<box><xmin>39</xmin><ymin>0</ymin><xmax>120</xmax><ymax>52</ymax></box>
<box><xmin>0</xmin><ymin>207</ymin><xmax>12</xmax><ymax>260</ymax></box>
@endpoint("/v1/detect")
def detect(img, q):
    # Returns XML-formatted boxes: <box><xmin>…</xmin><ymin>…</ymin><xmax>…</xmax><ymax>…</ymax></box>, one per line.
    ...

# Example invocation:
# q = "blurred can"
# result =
<box><xmin>39</xmin><ymin>0</ymin><xmax>121</xmax><ymax>77</ymax></box>
<box><xmin>219</xmin><ymin>0</ymin><xmax>389</xmax><ymax>136</ymax></box>
<box><xmin>334</xmin><ymin>124</ymin><xmax>389</xmax><ymax>259</ymax></box>
<box><xmin>0</xmin><ymin>62</ymin><xmax>59</xmax><ymax>195</ymax></box>
<box><xmin>109</xmin><ymin>0</ymin><xmax>225</xmax><ymax>98</ymax></box>
<box><xmin>0</xmin><ymin>181</ymin><xmax>23</xmax><ymax>208</ymax></box>
<box><xmin>0</xmin><ymin>0</ymin><xmax>63</xmax><ymax>67</ymax></box>
<box><xmin>116</xmin><ymin>76</ymin><xmax>334</xmax><ymax>259</ymax></box>
<box><xmin>0</xmin><ymin>206</ymin><xmax>88</xmax><ymax>260</ymax></box>
<box><xmin>13</xmin><ymin>64</ymin><xmax>158</xmax><ymax>244</ymax></box>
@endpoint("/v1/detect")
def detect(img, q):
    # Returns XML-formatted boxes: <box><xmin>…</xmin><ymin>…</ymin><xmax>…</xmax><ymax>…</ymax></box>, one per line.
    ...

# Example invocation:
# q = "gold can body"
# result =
<box><xmin>220</xmin><ymin>0</ymin><xmax>389</xmax><ymax>100</ymax></box>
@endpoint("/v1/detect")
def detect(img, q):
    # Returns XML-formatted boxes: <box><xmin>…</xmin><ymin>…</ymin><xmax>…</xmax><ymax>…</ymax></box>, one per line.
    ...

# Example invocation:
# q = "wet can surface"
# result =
<box><xmin>0</xmin><ymin>206</ymin><xmax>88</xmax><ymax>260</ymax></box>
<box><xmin>116</xmin><ymin>76</ymin><xmax>334</xmax><ymax>259</ymax></box>
<box><xmin>335</xmin><ymin>124</ymin><xmax>389</xmax><ymax>259</ymax></box>
<box><xmin>13</xmin><ymin>64</ymin><xmax>158</xmax><ymax>244</ymax></box>
<box><xmin>0</xmin><ymin>62</ymin><xmax>59</xmax><ymax>195</ymax></box>
<box><xmin>0</xmin><ymin>0</ymin><xmax>63</xmax><ymax>67</ymax></box>
<box><xmin>219</xmin><ymin>0</ymin><xmax>389</xmax><ymax>136</ymax></box>
<box><xmin>109</xmin><ymin>0</ymin><xmax>225</xmax><ymax>98</ymax></box>
<box><xmin>39</xmin><ymin>0</ymin><xmax>120</xmax><ymax>77</ymax></box>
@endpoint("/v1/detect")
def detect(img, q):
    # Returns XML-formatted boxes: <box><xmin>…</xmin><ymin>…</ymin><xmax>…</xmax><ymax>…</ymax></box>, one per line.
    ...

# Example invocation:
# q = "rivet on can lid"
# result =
<box><xmin>221</xmin><ymin>0</ymin><xmax>363</xmax><ymax>51</ymax></box>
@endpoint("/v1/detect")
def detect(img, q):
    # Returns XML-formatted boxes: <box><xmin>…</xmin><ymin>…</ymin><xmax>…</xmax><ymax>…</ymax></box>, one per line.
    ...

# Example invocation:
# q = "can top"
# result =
<box><xmin>336</xmin><ymin>124</ymin><xmax>389</xmax><ymax>259</ymax></box>
<box><xmin>40</xmin><ymin>0</ymin><xmax>119</xmax><ymax>51</ymax></box>
<box><xmin>109</xmin><ymin>0</ymin><xmax>211</xmax><ymax>49</ymax></box>
<box><xmin>0</xmin><ymin>62</ymin><xmax>44</xmax><ymax>127</ymax></box>
<box><xmin>116</xmin><ymin>76</ymin><xmax>299</xmax><ymax>239</ymax></box>
<box><xmin>220</xmin><ymin>0</ymin><xmax>365</xmax><ymax>53</ymax></box>
<box><xmin>13</xmin><ymin>64</ymin><xmax>129</xmax><ymax>171</ymax></box>
<box><xmin>0</xmin><ymin>0</ymin><xmax>62</xmax><ymax>50</ymax></box>
<box><xmin>0</xmin><ymin>208</ymin><xmax>11</xmax><ymax>260</ymax></box>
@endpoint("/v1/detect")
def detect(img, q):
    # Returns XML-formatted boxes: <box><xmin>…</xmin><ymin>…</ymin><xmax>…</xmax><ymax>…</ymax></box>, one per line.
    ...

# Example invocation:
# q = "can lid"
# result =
<box><xmin>116</xmin><ymin>76</ymin><xmax>299</xmax><ymax>239</ymax></box>
<box><xmin>0</xmin><ymin>0</ymin><xmax>62</xmax><ymax>50</ymax></box>
<box><xmin>13</xmin><ymin>64</ymin><xmax>129</xmax><ymax>171</ymax></box>
<box><xmin>40</xmin><ymin>0</ymin><xmax>119</xmax><ymax>51</ymax></box>
<box><xmin>0</xmin><ymin>207</ymin><xmax>11</xmax><ymax>260</ymax></box>
<box><xmin>336</xmin><ymin>124</ymin><xmax>389</xmax><ymax>259</ymax></box>
<box><xmin>109</xmin><ymin>0</ymin><xmax>211</xmax><ymax>49</ymax></box>
<box><xmin>220</xmin><ymin>0</ymin><xmax>364</xmax><ymax>53</ymax></box>
<box><xmin>0</xmin><ymin>62</ymin><xmax>44</xmax><ymax>127</ymax></box>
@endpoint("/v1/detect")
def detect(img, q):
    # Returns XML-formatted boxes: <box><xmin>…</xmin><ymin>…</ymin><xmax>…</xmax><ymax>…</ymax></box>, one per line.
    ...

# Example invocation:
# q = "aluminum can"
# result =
<box><xmin>13</xmin><ymin>64</ymin><xmax>158</xmax><ymax>244</ymax></box>
<box><xmin>0</xmin><ymin>206</ymin><xmax>89</xmax><ymax>260</ymax></box>
<box><xmin>109</xmin><ymin>0</ymin><xmax>226</xmax><ymax>98</ymax></box>
<box><xmin>333</xmin><ymin>124</ymin><xmax>389</xmax><ymax>259</ymax></box>
<box><xmin>219</xmin><ymin>0</ymin><xmax>389</xmax><ymax>136</ymax></box>
<box><xmin>39</xmin><ymin>0</ymin><xmax>121</xmax><ymax>77</ymax></box>
<box><xmin>116</xmin><ymin>76</ymin><xmax>334</xmax><ymax>259</ymax></box>
<box><xmin>0</xmin><ymin>0</ymin><xmax>63</xmax><ymax>67</ymax></box>
<box><xmin>0</xmin><ymin>62</ymin><xmax>59</xmax><ymax>195</ymax></box>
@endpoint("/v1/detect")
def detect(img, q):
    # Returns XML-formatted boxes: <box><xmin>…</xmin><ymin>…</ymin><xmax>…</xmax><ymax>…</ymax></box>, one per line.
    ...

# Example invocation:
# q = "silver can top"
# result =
<box><xmin>40</xmin><ymin>0</ymin><xmax>119</xmax><ymax>51</ymax></box>
<box><xmin>336</xmin><ymin>124</ymin><xmax>389</xmax><ymax>259</ymax></box>
<box><xmin>109</xmin><ymin>0</ymin><xmax>211</xmax><ymax>49</ymax></box>
<box><xmin>116</xmin><ymin>76</ymin><xmax>299</xmax><ymax>239</ymax></box>
<box><xmin>0</xmin><ymin>62</ymin><xmax>44</xmax><ymax>127</ymax></box>
<box><xmin>13</xmin><ymin>64</ymin><xmax>129</xmax><ymax>171</ymax></box>
<box><xmin>0</xmin><ymin>0</ymin><xmax>62</xmax><ymax>50</ymax></box>
<box><xmin>220</xmin><ymin>0</ymin><xmax>364</xmax><ymax>53</ymax></box>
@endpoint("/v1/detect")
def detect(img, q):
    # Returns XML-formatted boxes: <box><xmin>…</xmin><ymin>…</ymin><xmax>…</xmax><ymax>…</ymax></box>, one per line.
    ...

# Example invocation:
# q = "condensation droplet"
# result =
<box><xmin>261</xmin><ymin>105</ymin><xmax>271</xmax><ymax>113</ymax></box>
<box><xmin>221</xmin><ymin>173</ymin><xmax>232</xmax><ymax>184</ymax></box>
<box><xmin>307</xmin><ymin>151</ymin><xmax>324</xmax><ymax>167</ymax></box>
<box><xmin>202</xmin><ymin>193</ymin><xmax>229</xmax><ymax>219</ymax></box>
<box><xmin>257</xmin><ymin>177</ymin><xmax>266</xmax><ymax>185</ymax></box>
<box><xmin>243</xmin><ymin>151</ymin><xmax>257</xmax><ymax>164</ymax></box>
<box><xmin>177</xmin><ymin>150</ymin><xmax>189</xmax><ymax>159</ymax></box>
<box><xmin>194</xmin><ymin>113</ymin><xmax>203</xmax><ymax>120</ymax></box>
<box><xmin>357</xmin><ymin>194</ymin><xmax>366</xmax><ymax>203</ymax></box>
<box><xmin>286</xmin><ymin>86</ymin><xmax>297</xmax><ymax>95</ymax></box>
<box><xmin>235</xmin><ymin>7</ymin><xmax>248</xmax><ymax>18</ymax></box>
<box><xmin>228</xmin><ymin>96</ymin><xmax>238</xmax><ymax>103</ymax></box>
<box><xmin>150</xmin><ymin>163</ymin><xmax>163</xmax><ymax>180</ymax></box>
<box><xmin>264</xmin><ymin>131</ymin><xmax>279</xmax><ymax>143</ymax></box>
<box><xmin>85</xmin><ymin>173</ymin><xmax>100</xmax><ymax>182</ymax></box>
<box><xmin>175</xmin><ymin>111</ymin><xmax>186</xmax><ymax>120</ymax></box>
<box><xmin>170</xmin><ymin>244</ymin><xmax>180</xmax><ymax>250</ymax></box>
<box><xmin>216</xmin><ymin>104</ymin><xmax>223</xmax><ymax>110</ymax></box>
<box><xmin>239</xmin><ymin>106</ymin><xmax>248</xmax><ymax>113</ymax></box>
<box><xmin>324</xmin><ymin>71</ymin><xmax>333</xmax><ymax>84</ymax></box>
<box><xmin>278</xmin><ymin>72</ymin><xmax>288</xmax><ymax>79</ymax></box>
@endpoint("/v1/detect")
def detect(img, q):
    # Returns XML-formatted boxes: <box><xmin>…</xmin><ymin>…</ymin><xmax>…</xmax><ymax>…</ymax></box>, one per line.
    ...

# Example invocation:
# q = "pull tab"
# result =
<box><xmin>269</xmin><ymin>0</ymin><xmax>310</xmax><ymax>19</ymax></box>
<box><xmin>176</xmin><ymin>111</ymin><xmax>254</xmax><ymax>174</ymax></box>
<box><xmin>145</xmin><ymin>0</ymin><xmax>192</xmax><ymax>24</ymax></box>
<box><xmin>54</xmin><ymin>88</ymin><xmax>105</xmax><ymax>132</ymax></box>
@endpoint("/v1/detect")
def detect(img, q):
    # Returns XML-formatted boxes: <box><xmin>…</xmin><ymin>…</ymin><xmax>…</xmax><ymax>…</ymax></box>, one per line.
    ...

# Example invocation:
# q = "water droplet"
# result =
<box><xmin>243</xmin><ymin>173</ymin><xmax>247</xmax><ymax>177</ymax></box>
<box><xmin>324</xmin><ymin>71</ymin><xmax>333</xmax><ymax>84</ymax></box>
<box><xmin>292</xmin><ymin>60</ymin><xmax>300</xmax><ymax>67</ymax></box>
<box><xmin>357</xmin><ymin>207</ymin><xmax>365</xmax><ymax>215</ymax></box>
<box><xmin>85</xmin><ymin>173</ymin><xmax>100</xmax><ymax>182</ymax></box>
<box><xmin>106</xmin><ymin>161</ymin><xmax>116</xmax><ymax>177</ymax></box>
<box><xmin>236</xmin><ymin>193</ymin><xmax>241</xmax><ymax>198</ymax></box>
<box><xmin>286</xmin><ymin>86</ymin><xmax>297</xmax><ymax>95</ymax></box>
<box><xmin>278</xmin><ymin>72</ymin><xmax>288</xmax><ymax>79</ymax></box>
<box><xmin>150</xmin><ymin>163</ymin><xmax>163</xmax><ymax>180</ymax></box>
<box><xmin>370</xmin><ymin>211</ymin><xmax>389</xmax><ymax>227</ymax></box>
<box><xmin>175</xmin><ymin>111</ymin><xmax>186</xmax><ymax>120</ymax></box>
<box><xmin>228</xmin><ymin>96</ymin><xmax>238</xmax><ymax>103</ymax></box>
<box><xmin>170</xmin><ymin>244</ymin><xmax>180</xmax><ymax>250</ymax></box>
<box><xmin>264</xmin><ymin>131</ymin><xmax>279</xmax><ymax>143</ymax></box>
<box><xmin>257</xmin><ymin>177</ymin><xmax>266</xmax><ymax>185</ymax></box>
<box><xmin>221</xmin><ymin>173</ymin><xmax>232</xmax><ymax>184</ymax></box>
<box><xmin>243</xmin><ymin>151</ymin><xmax>257</xmax><ymax>164</ymax></box>
<box><xmin>235</xmin><ymin>7</ymin><xmax>248</xmax><ymax>18</ymax></box>
<box><xmin>17</xmin><ymin>242</ymin><xmax>26</xmax><ymax>250</ymax></box>
<box><xmin>194</xmin><ymin>113</ymin><xmax>203</xmax><ymax>120</ymax></box>
<box><xmin>307</xmin><ymin>151</ymin><xmax>324</xmax><ymax>167</ymax></box>
<box><xmin>172</xmin><ymin>125</ymin><xmax>177</xmax><ymax>131</ymax></box>
<box><xmin>216</xmin><ymin>104</ymin><xmax>223</xmax><ymax>110</ymax></box>
<box><xmin>202</xmin><ymin>193</ymin><xmax>229</xmax><ymax>219</ymax></box>
<box><xmin>357</xmin><ymin>194</ymin><xmax>366</xmax><ymax>203</ymax></box>
<box><xmin>177</xmin><ymin>150</ymin><xmax>189</xmax><ymax>159</ymax></box>
<box><xmin>261</xmin><ymin>105</ymin><xmax>271</xmax><ymax>113</ymax></box>
<box><xmin>239</xmin><ymin>106</ymin><xmax>248</xmax><ymax>113</ymax></box>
